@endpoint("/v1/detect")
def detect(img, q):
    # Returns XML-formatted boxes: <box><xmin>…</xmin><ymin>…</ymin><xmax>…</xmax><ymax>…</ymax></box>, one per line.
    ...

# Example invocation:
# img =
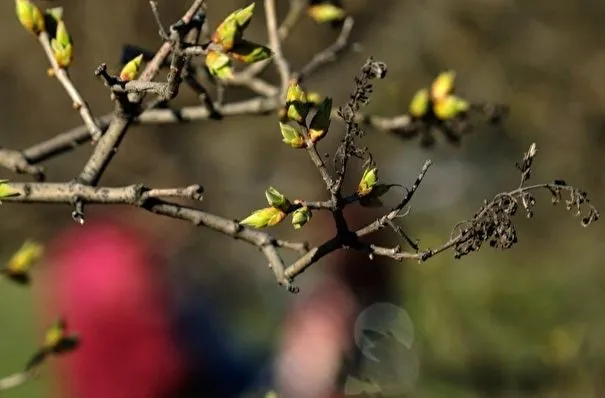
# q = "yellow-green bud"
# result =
<box><xmin>119</xmin><ymin>54</ymin><xmax>144</xmax><ymax>81</ymax></box>
<box><xmin>280</xmin><ymin>122</ymin><xmax>305</xmax><ymax>148</ymax></box>
<box><xmin>4</xmin><ymin>239</ymin><xmax>43</xmax><ymax>285</ymax></box>
<box><xmin>430</xmin><ymin>70</ymin><xmax>456</xmax><ymax>101</ymax></box>
<box><xmin>265</xmin><ymin>186</ymin><xmax>290</xmax><ymax>211</ymax></box>
<box><xmin>205</xmin><ymin>50</ymin><xmax>233</xmax><ymax>80</ymax></box>
<box><xmin>229</xmin><ymin>41</ymin><xmax>273</xmax><ymax>64</ymax></box>
<box><xmin>409</xmin><ymin>88</ymin><xmax>430</xmax><ymax>118</ymax></box>
<box><xmin>15</xmin><ymin>0</ymin><xmax>45</xmax><ymax>35</ymax></box>
<box><xmin>433</xmin><ymin>95</ymin><xmax>469</xmax><ymax>120</ymax></box>
<box><xmin>307</xmin><ymin>4</ymin><xmax>346</xmax><ymax>24</ymax></box>
<box><xmin>292</xmin><ymin>206</ymin><xmax>312</xmax><ymax>230</ymax></box>
<box><xmin>0</xmin><ymin>180</ymin><xmax>19</xmax><ymax>203</ymax></box>
<box><xmin>357</xmin><ymin>167</ymin><xmax>378</xmax><ymax>196</ymax></box>
<box><xmin>239</xmin><ymin>207</ymin><xmax>287</xmax><ymax>228</ymax></box>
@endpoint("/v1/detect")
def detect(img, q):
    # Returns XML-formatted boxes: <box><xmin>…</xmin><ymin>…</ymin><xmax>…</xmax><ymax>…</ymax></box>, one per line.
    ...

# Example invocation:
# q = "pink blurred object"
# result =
<box><xmin>37</xmin><ymin>215</ymin><xmax>185</xmax><ymax>398</ymax></box>
<box><xmin>275</xmin><ymin>276</ymin><xmax>358</xmax><ymax>398</ymax></box>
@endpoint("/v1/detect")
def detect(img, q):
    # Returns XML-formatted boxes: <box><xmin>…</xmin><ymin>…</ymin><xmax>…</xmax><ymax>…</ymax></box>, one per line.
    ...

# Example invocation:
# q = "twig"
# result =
<box><xmin>294</xmin><ymin>16</ymin><xmax>355</xmax><ymax>83</ymax></box>
<box><xmin>38</xmin><ymin>33</ymin><xmax>103</xmax><ymax>142</ymax></box>
<box><xmin>0</xmin><ymin>370</ymin><xmax>35</xmax><ymax>393</ymax></box>
<box><xmin>264</xmin><ymin>0</ymin><xmax>291</xmax><ymax>98</ymax></box>
<box><xmin>2</xmin><ymin>181</ymin><xmax>306</xmax><ymax>288</ymax></box>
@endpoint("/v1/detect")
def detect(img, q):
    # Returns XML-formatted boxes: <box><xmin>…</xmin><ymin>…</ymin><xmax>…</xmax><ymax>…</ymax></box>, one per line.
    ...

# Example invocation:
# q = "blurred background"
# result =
<box><xmin>0</xmin><ymin>0</ymin><xmax>605</xmax><ymax>397</ymax></box>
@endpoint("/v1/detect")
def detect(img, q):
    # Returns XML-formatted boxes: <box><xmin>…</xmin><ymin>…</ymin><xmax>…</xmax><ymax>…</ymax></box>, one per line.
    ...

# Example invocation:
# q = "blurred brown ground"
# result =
<box><xmin>1</xmin><ymin>0</ymin><xmax>605</xmax><ymax>397</ymax></box>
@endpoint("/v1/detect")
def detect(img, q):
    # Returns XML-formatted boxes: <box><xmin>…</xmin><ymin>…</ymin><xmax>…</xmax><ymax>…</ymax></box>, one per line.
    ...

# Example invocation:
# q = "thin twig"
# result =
<box><xmin>38</xmin><ymin>33</ymin><xmax>103</xmax><ymax>141</ymax></box>
<box><xmin>264</xmin><ymin>0</ymin><xmax>291</xmax><ymax>98</ymax></box>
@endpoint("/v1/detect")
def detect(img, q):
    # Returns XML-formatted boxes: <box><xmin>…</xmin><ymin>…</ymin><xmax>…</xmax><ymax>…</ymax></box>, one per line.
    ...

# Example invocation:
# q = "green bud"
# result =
<box><xmin>265</xmin><ymin>186</ymin><xmax>290</xmax><ymax>211</ymax></box>
<box><xmin>286</xmin><ymin>82</ymin><xmax>306</xmax><ymax>103</ymax></box>
<box><xmin>357</xmin><ymin>167</ymin><xmax>378</xmax><ymax>196</ymax></box>
<box><xmin>212</xmin><ymin>3</ymin><xmax>256</xmax><ymax>51</ymax></box>
<box><xmin>307</xmin><ymin>3</ymin><xmax>346</xmax><ymax>24</ymax></box>
<box><xmin>51</xmin><ymin>20</ymin><xmax>73</xmax><ymax>68</ymax></box>
<box><xmin>306</xmin><ymin>91</ymin><xmax>322</xmax><ymax>105</ymax></box>
<box><xmin>292</xmin><ymin>206</ymin><xmax>312</xmax><ymax>230</ymax></box>
<box><xmin>409</xmin><ymin>88</ymin><xmax>429</xmax><ymax>118</ymax></box>
<box><xmin>119</xmin><ymin>54</ymin><xmax>143</xmax><ymax>81</ymax></box>
<box><xmin>229</xmin><ymin>40</ymin><xmax>273</xmax><ymax>64</ymax></box>
<box><xmin>240</xmin><ymin>207</ymin><xmax>287</xmax><ymax>228</ymax></box>
<box><xmin>0</xmin><ymin>180</ymin><xmax>19</xmax><ymax>203</ymax></box>
<box><xmin>15</xmin><ymin>0</ymin><xmax>45</xmax><ymax>35</ymax></box>
<box><xmin>430</xmin><ymin>70</ymin><xmax>456</xmax><ymax>101</ymax></box>
<box><xmin>5</xmin><ymin>239</ymin><xmax>43</xmax><ymax>285</ymax></box>
<box><xmin>280</xmin><ymin>122</ymin><xmax>305</xmax><ymax>148</ymax></box>
<box><xmin>309</xmin><ymin>96</ymin><xmax>332</xmax><ymax>143</ymax></box>
<box><xmin>205</xmin><ymin>50</ymin><xmax>233</xmax><ymax>80</ymax></box>
<box><xmin>433</xmin><ymin>95</ymin><xmax>469</xmax><ymax>120</ymax></box>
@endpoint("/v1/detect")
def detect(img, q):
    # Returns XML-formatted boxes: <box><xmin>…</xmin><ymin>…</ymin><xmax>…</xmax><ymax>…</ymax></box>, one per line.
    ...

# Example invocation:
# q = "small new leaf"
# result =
<box><xmin>433</xmin><ymin>95</ymin><xmax>469</xmax><ymax>120</ymax></box>
<box><xmin>307</xmin><ymin>91</ymin><xmax>322</xmax><ymax>105</ymax></box>
<box><xmin>409</xmin><ymin>88</ymin><xmax>430</xmax><ymax>118</ymax></box>
<box><xmin>265</xmin><ymin>186</ymin><xmax>291</xmax><ymax>211</ymax></box>
<box><xmin>292</xmin><ymin>206</ymin><xmax>312</xmax><ymax>230</ymax></box>
<box><xmin>280</xmin><ymin>122</ymin><xmax>305</xmax><ymax>148</ymax></box>
<box><xmin>357</xmin><ymin>168</ymin><xmax>378</xmax><ymax>196</ymax></box>
<box><xmin>205</xmin><ymin>50</ymin><xmax>233</xmax><ymax>80</ymax></box>
<box><xmin>307</xmin><ymin>3</ymin><xmax>346</xmax><ymax>24</ymax></box>
<box><xmin>119</xmin><ymin>54</ymin><xmax>144</xmax><ymax>81</ymax></box>
<box><xmin>240</xmin><ymin>207</ymin><xmax>287</xmax><ymax>228</ymax></box>
<box><xmin>15</xmin><ymin>0</ymin><xmax>45</xmax><ymax>35</ymax></box>
<box><xmin>431</xmin><ymin>70</ymin><xmax>456</xmax><ymax>101</ymax></box>
<box><xmin>229</xmin><ymin>40</ymin><xmax>273</xmax><ymax>64</ymax></box>
<box><xmin>309</xmin><ymin>97</ymin><xmax>332</xmax><ymax>143</ymax></box>
<box><xmin>4</xmin><ymin>239</ymin><xmax>44</xmax><ymax>285</ymax></box>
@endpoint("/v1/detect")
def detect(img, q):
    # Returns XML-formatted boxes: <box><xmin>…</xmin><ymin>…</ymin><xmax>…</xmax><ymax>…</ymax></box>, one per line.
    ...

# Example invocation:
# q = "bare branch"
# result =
<box><xmin>38</xmin><ymin>33</ymin><xmax>103</xmax><ymax>141</ymax></box>
<box><xmin>264</xmin><ymin>0</ymin><xmax>291</xmax><ymax>97</ymax></box>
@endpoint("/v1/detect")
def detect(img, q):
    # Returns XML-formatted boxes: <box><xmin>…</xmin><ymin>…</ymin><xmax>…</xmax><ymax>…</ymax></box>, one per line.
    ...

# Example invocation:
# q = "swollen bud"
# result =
<box><xmin>409</xmin><ymin>88</ymin><xmax>430</xmax><ymax>118</ymax></box>
<box><xmin>430</xmin><ymin>70</ymin><xmax>456</xmax><ymax>101</ymax></box>
<box><xmin>239</xmin><ymin>207</ymin><xmax>287</xmax><ymax>228</ymax></box>
<box><xmin>15</xmin><ymin>0</ymin><xmax>45</xmax><ymax>35</ymax></box>
<box><xmin>212</xmin><ymin>3</ymin><xmax>256</xmax><ymax>51</ymax></box>
<box><xmin>265</xmin><ymin>186</ymin><xmax>291</xmax><ymax>211</ymax></box>
<box><xmin>286</xmin><ymin>82</ymin><xmax>310</xmax><ymax>123</ymax></box>
<box><xmin>433</xmin><ymin>95</ymin><xmax>469</xmax><ymax>120</ymax></box>
<box><xmin>357</xmin><ymin>167</ymin><xmax>378</xmax><ymax>196</ymax></box>
<box><xmin>307</xmin><ymin>3</ymin><xmax>346</xmax><ymax>24</ymax></box>
<box><xmin>119</xmin><ymin>54</ymin><xmax>144</xmax><ymax>81</ymax></box>
<box><xmin>279</xmin><ymin>122</ymin><xmax>305</xmax><ymax>148</ymax></box>
<box><xmin>292</xmin><ymin>206</ymin><xmax>312</xmax><ymax>230</ymax></box>
<box><xmin>205</xmin><ymin>50</ymin><xmax>233</xmax><ymax>80</ymax></box>
<box><xmin>0</xmin><ymin>180</ymin><xmax>19</xmax><ymax>203</ymax></box>
<box><xmin>309</xmin><ymin>96</ymin><xmax>332</xmax><ymax>143</ymax></box>
<box><xmin>51</xmin><ymin>20</ymin><xmax>73</xmax><ymax>68</ymax></box>
<box><xmin>45</xmin><ymin>7</ymin><xmax>64</xmax><ymax>22</ymax></box>
<box><xmin>4</xmin><ymin>239</ymin><xmax>43</xmax><ymax>285</ymax></box>
<box><xmin>26</xmin><ymin>318</ymin><xmax>79</xmax><ymax>371</ymax></box>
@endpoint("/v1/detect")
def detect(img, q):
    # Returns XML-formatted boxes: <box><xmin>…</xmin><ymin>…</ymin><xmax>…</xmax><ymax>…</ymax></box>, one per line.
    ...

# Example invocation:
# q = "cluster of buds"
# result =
<box><xmin>2</xmin><ymin>239</ymin><xmax>44</xmax><ymax>285</ymax></box>
<box><xmin>240</xmin><ymin>187</ymin><xmax>312</xmax><ymax>230</ymax></box>
<box><xmin>307</xmin><ymin>1</ymin><xmax>347</xmax><ymax>24</ymax></box>
<box><xmin>279</xmin><ymin>82</ymin><xmax>332</xmax><ymax>148</ymax></box>
<box><xmin>409</xmin><ymin>70</ymin><xmax>470</xmax><ymax>121</ymax></box>
<box><xmin>15</xmin><ymin>1</ymin><xmax>75</xmax><ymax>69</ymax></box>
<box><xmin>206</xmin><ymin>3</ymin><xmax>273</xmax><ymax>80</ymax></box>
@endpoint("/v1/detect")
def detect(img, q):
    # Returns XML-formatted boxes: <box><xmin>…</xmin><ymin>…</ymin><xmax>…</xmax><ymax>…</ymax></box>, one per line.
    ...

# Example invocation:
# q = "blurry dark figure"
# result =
<box><xmin>36</xmin><ymin>209</ymin><xmax>264</xmax><ymax>398</ymax></box>
<box><xmin>274</xmin><ymin>205</ymin><xmax>399</xmax><ymax>398</ymax></box>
